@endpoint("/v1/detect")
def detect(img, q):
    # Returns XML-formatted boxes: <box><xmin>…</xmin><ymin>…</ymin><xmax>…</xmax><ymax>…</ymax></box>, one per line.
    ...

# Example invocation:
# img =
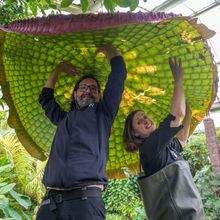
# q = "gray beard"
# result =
<box><xmin>75</xmin><ymin>97</ymin><xmax>96</xmax><ymax>108</ymax></box>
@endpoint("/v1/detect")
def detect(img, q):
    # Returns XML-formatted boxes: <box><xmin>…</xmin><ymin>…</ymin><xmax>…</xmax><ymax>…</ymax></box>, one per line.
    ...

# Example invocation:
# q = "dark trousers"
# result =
<box><xmin>36</xmin><ymin>187</ymin><xmax>106</xmax><ymax>220</ymax></box>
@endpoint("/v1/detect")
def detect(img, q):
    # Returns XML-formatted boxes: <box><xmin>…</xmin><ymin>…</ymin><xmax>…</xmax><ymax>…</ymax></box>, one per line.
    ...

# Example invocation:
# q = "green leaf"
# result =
<box><xmin>5</xmin><ymin>0</ymin><xmax>16</xmax><ymax>4</ymax></box>
<box><xmin>9</xmin><ymin>190</ymin><xmax>31</xmax><ymax>209</ymax></box>
<box><xmin>24</xmin><ymin>2</ymin><xmax>29</xmax><ymax>16</ymax></box>
<box><xmin>29</xmin><ymin>3</ymin><xmax>38</xmax><ymax>16</ymax></box>
<box><xmin>0</xmin><ymin>194</ymin><xmax>9</xmax><ymax>206</ymax></box>
<box><xmin>113</xmin><ymin>0</ymin><xmax>130</xmax><ymax>7</ymax></box>
<box><xmin>6</xmin><ymin>207</ymin><xmax>22</xmax><ymax>220</ymax></box>
<box><xmin>80</xmin><ymin>0</ymin><xmax>88</xmax><ymax>12</ymax></box>
<box><xmin>0</xmin><ymin>99</ymin><xmax>5</xmax><ymax>110</ymax></box>
<box><xmin>49</xmin><ymin>3</ymin><xmax>58</xmax><ymax>9</ymax></box>
<box><xmin>61</xmin><ymin>0</ymin><xmax>73</xmax><ymax>8</ymax></box>
<box><xmin>0</xmin><ymin>164</ymin><xmax>12</xmax><ymax>173</ymax></box>
<box><xmin>130</xmin><ymin>0</ymin><xmax>139</xmax><ymax>11</ymax></box>
<box><xmin>22</xmin><ymin>211</ymin><xmax>31</xmax><ymax>220</ymax></box>
<box><xmin>40</xmin><ymin>8</ymin><xmax>46</xmax><ymax>15</ymax></box>
<box><xmin>103</xmin><ymin>0</ymin><xmax>115</xmax><ymax>12</ymax></box>
<box><xmin>0</xmin><ymin>183</ymin><xmax>16</xmax><ymax>195</ymax></box>
<box><xmin>45</xmin><ymin>0</ymin><xmax>52</xmax><ymax>3</ymax></box>
<box><xmin>0</xmin><ymin>183</ymin><xmax>8</xmax><ymax>188</ymax></box>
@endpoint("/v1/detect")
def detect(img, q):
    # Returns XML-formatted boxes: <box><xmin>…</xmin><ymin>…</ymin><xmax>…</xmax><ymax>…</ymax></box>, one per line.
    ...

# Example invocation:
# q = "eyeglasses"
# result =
<box><xmin>78</xmin><ymin>84</ymin><xmax>98</xmax><ymax>93</ymax></box>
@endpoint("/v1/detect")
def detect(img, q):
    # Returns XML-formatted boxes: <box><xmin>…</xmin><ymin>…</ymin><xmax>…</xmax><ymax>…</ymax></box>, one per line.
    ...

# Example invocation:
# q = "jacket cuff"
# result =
<box><xmin>42</xmin><ymin>87</ymin><xmax>54</xmax><ymax>94</ymax></box>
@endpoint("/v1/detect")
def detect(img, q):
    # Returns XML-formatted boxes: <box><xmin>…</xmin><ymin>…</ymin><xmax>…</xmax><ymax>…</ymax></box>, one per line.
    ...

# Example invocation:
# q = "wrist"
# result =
<box><xmin>174</xmin><ymin>79</ymin><xmax>183</xmax><ymax>85</ymax></box>
<box><xmin>53</xmin><ymin>66</ymin><xmax>62</xmax><ymax>75</ymax></box>
<box><xmin>106</xmin><ymin>49</ymin><xmax>121</xmax><ymax>61</ymax></box>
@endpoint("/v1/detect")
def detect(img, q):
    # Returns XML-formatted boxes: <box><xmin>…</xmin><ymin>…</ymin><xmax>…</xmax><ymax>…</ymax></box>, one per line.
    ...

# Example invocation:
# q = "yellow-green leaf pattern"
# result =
<box><xmin>0</xmin><ymin>13</ymin><xmax>218</xmax><ymax>178</ymax></box>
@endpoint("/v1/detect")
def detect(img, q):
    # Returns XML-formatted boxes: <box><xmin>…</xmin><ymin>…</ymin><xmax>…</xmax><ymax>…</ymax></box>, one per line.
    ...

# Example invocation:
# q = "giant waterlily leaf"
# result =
<box><xmin>0</xmin><ymin>13</ymin><xmax>218</xmax><ymax>178</ymax></box>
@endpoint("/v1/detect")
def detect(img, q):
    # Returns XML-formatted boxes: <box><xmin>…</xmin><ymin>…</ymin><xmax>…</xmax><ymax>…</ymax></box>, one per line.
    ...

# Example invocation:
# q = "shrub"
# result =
<box><xmin>194</xmin><ymin>165</ymin><xmax>220</xmax><ymax>220</ymax></box>
<box><xmin>103</xmin><ymin>168</ymin><xmax>147</xmax><ymax>219</ymax></box>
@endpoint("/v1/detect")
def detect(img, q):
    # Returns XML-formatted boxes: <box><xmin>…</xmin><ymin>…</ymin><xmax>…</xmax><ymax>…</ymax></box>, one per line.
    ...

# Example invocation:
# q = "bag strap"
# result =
<box><xmin>139</xmin><ymin>158</ymin><xmax>142</xmax><ymax>173</ymax></box>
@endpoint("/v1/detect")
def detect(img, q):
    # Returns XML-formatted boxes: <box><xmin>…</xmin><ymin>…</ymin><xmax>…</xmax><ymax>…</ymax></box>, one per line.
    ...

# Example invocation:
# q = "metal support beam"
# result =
<box><xmin>152</xmin><ymin>0</ymin><xmax>188</xmax><ymax>12</ymax></box>
<box><xmin>190</xmin><ymin>0</ymin><xmax>220</xmax><ymax>17</ymax></box>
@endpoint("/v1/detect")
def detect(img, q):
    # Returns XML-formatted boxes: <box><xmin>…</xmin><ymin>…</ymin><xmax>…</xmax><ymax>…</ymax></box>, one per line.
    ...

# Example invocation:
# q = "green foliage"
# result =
<box><xmin>0</xmin><ymin>0</ymin><xmax>57</xmax><ymax>24</ymax></box>
<box><xmin>113</xmin><ymin>0</ymin><xmax>139</xmax><ymax>11</ymax></box>
<box><xmin>61</xmin><ymin>0</ymin><xmax>73</xmax><ymax>8</ymax></box>
<box><xmin>0</xmin><ymin>0</ymin><xmax>140</xmax><ymax>24</ymax></box>
<box><xmin>0</xmin><ymin>111</ymin><xmax>6</xmax><ymax>122</ymax></box>
<box><xmin>129</xmin><ymin>0</ymin><xmax>138</xmax><ymax>11</ymax></box>
<box><xmin>103</xmin><ymin>0</ymin><xmax>116</xmax><ymax>12</ymax></box>
<box><xmin>184</xmin><ymin>129</ymin><xmax>220</xmax><ymax>219</ymax></box>
<box><xmin>0</xmin><ymin>1</ymin><xmax>24</xmax><ymax>24</ymax></box>
<box><xmin>0</xmin><ymin>99</ymin><xmax>5</xmax><ymax>110</ymax></box>
<box><xmin>0</xmin><ymin>133</ymin><xmax>46</xmax><ymax>205</ymax></box>
<box><xmin>103</xmin><ymin>168</ymin><xmax>147</xmax><ymax>219</ymax></box>
<box><xmin>80</xmin><ymin>0</ymin><xmax>88</xmax><ymax>12</ymax></box>
<box><xmin>183</xmin><ymin>132</ymin><xmax>210</xmax><ymax>176</ymax></box>
<box><xmin>119</xmin><ymin>200</ymin><xmax>146</xmax><ymax>220</ymax></box>
<box><xmin>0</xmin><ymin>157</ymin><xmax>32</xmax><ymax>220</ymax></box>
<box><xmin>106</xmin><ymin>213</ymin><xmax>125</xmax><ymax>220</ymax></box>
<box><xmin>0</xmin><ymin>108</ymin><xmax>10</xmax><ymax>133</ymax></box>
<box><xmin>194</xmin><ymin>165</ymin><xmax>220</xmax><ymax>220</ymax></box>
<box><xmin>0</xmin><ymin>132</ymin><xmax>46</xmax><ymax>219</ymax></box>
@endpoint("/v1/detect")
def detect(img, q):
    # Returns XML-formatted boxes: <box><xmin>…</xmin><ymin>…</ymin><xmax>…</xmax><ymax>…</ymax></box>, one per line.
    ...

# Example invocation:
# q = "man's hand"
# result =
<box><xmin>96</xmin><ymin>45</ymin><xmax>121</xmax><ymax>62</ymax></box>
<box><xmin>169</xmin><ymin>57</ymin><xmax>184</xmax><ymax>83</ymax></box>
<box><xmin>44</xmin><ymin>61</ymin><xmax>79</xmax><ymax>88</ymax></box>
<box><xmin>56</xmin><ymin>61</ymin><xmax>79</xmax><ymax>76</ymax></box>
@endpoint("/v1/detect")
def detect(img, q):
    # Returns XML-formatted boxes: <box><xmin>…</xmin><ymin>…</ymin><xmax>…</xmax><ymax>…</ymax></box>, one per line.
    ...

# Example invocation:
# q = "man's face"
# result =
<box><xmin>74</xmin><ymin>78</ymin><xmax>100</xmax><ymax>108</ymax></box>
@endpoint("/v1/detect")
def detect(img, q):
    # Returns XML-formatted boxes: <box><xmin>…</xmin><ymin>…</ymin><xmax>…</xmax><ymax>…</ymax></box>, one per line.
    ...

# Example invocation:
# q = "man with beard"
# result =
<box><xmin>36</xmin><ymin>45</ymin><xmax>127</xmax><ymax>220</ymax></box>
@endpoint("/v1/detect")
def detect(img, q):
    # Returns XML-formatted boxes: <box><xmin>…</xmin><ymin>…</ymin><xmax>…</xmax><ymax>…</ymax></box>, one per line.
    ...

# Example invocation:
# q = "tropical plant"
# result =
<box><xmin>103</xmin><ymin>168</ymin><xmax>147</xmax><ymax>219</ymax></box>
<box><xmin>183</xmin><ymin>129</ymin><xmax>220</xmax><ymax>219</ymax></box>
<box><xmin>0</xmin><ymin>132</ymin><xmax>46</xmax><ymax>206</ymax></box>
<box><xmin>0</xmin><ymin>13</ymin><xmax>217</xmax><ymax>178</ymax></box>
<box><xmin>194</xmin><ymin>165</ymin><xmax>220</xmax><ymax>220</ymax></box>
<box><xmin>183</xmin><ymin>131</ymin><xmax>210</xmax><ymax>176</ymax></box>
<box><xmin>0</xmin><ymin>156</ymin><xmax>32</xmax><ymax>219</ymax></box>
<box><xmin>0</xmin><ymin>111</ymin><xmax>8</xmax><ymax>132</ymax></box>
<box><xmin>0</xmin><ymin>108</ymin><xmax>46</xmax><ymax>218</ymax></box>
<box><xmin>0</xmin><ymin>101</ymin><xmax>10</xmax><ymax>132</ymax></box>
<box><xmin>106</xmin><ymin>213</ymin><xmax>125</xmax><ymax>220</ymax></box>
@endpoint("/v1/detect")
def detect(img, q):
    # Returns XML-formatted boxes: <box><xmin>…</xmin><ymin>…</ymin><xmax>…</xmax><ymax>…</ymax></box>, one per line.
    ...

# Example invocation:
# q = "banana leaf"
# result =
<box><xmin>0</xmin><ymin>12</ymin><xmax>218</xmax><ymax>178</ymax></box>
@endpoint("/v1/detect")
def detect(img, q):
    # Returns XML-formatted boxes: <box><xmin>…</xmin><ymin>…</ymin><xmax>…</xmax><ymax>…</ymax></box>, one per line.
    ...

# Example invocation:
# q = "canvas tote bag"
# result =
<box><xmin>137</xmin><ymin>160</ymin><xmax>205</xmax><ymax>220</ymax></box>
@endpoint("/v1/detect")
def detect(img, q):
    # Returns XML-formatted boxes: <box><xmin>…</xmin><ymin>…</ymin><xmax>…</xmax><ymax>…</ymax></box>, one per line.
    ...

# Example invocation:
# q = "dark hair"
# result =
<box><xmin>73</xmin><ymin>74</ymin><xmax>101</xmax><ymax>93</ymax></box>
<box><xmin>123</xmin><ymin>109</ymin><xmax>143</xmax><ymax>153</ymax></box>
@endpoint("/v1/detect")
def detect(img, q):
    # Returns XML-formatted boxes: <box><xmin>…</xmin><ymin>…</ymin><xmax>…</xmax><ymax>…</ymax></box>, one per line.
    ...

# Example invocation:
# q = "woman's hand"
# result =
<box><xmin>96</xmin><ymin>45</ymin><xmax>121</xmax><ymax>62</ymax></box>
<box><xmin>169</xmin><ymin>57</ymin><xmax>184</xmax><ymax>83</ymax></box>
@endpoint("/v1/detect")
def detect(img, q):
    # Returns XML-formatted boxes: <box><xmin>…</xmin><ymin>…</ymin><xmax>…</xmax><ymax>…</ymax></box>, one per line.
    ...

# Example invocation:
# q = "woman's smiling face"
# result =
<box><xmin>132</xmin><ymin>110</ymin><xmax>156</xmax><ymax>139</ymax></box>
